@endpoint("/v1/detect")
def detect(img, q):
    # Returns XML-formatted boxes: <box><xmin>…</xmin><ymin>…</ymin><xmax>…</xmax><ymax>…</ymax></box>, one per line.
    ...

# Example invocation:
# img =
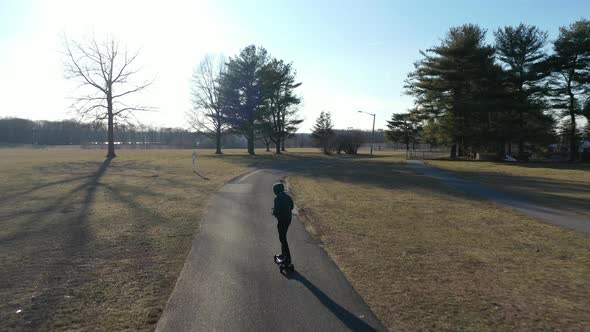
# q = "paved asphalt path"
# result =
<box><xmin>157</xmin><ymin>169</ymin><xmax>386</xmax><ymax>331</ymax></box>
<box><xmin>406</xmin><ymin>160</ymin><xmax>590</xmax><ymax>234</ymax></box>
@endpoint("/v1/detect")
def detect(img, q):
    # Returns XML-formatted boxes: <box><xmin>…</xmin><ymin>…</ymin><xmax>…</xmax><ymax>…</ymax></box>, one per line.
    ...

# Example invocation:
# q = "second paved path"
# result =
<box><xmin>406</xmin><ymin>160</ymin><xmax>590</xmax><ymax>234</ymax></box>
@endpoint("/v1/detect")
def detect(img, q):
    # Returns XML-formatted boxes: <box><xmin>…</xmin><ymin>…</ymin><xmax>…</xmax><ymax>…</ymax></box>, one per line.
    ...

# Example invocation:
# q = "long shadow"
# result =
<box><xmin>218</xmin><ymin>153</ymin><xmax>452</xmax><ymax>192</ymax></box>
<box><xmin>283</xmin><ymin>271</ymin><xmax>379</xmax><ymax>331</ymax></box>
<box><xmin>439</xmin><ymin>159</ymin><xmax>590</xmax><ymax>171</ymax></box>
<box><xmin>0</xmin><ymin>175</ymin><xmax>92</xmax><ymax>202</ymax></box>
<box><xmin>4</xmin><ymin>157</ymin><xmax>112</xmax><ymax>329</ymax></box>
<box><xmin>8</xmin><ymin>158</ymin><xmax>127</xmax><ymax>197</ymax></box>
<box><xmin>217</xmin><ymin>153</ymin><xmax>590</xmax><ymax>217</ymax></box>
<box><xmin>69</xmin><ymin>157</ymin><xmax>111</xmax><ymax>245</ymax></box>
<box><xmin>434</xmin><ymin>167</ymin><xmax>590</xmax><ymax>216</ymax></box>
<box><xmin>3</xmin><ymin>156</ymin><xmax>208</xmax><ymax>329</ymax></box>
<box><xmin>103</xmin><ymin>182</ymin><xmax>180</xmax><ymax>227</ymax></box>
<box><xmin>0</xmin><ymin>158</ymin><xmax>112</xmax><ymax>243</ymax></box>
<box><xmin>193</xmin><ymin>170</ymin><xmax>210</xmax><ymax>180</ymax></box>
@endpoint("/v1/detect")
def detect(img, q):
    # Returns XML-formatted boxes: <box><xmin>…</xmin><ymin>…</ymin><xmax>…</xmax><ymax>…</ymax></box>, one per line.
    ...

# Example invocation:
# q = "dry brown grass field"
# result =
<box><xmin>1</xmin><ymin>147</ymin><xmax>589</xmax><ymax>331</ymax></box>
<box><xmin>0</xmin><ymin>148</ymin><xmax>254</xmax><ymax>330</ymax></box>
<box><xmin>285</xmin><ymin>155</ymin><xmax>590</xmax><ymax>331</ymax></box>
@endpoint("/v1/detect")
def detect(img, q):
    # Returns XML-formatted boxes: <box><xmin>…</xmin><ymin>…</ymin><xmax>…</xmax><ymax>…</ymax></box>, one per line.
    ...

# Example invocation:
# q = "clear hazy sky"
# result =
<box><xmin>0</xmin><ymin>0</ymin><xmax>588</xmax><ymax>132</ymax></box>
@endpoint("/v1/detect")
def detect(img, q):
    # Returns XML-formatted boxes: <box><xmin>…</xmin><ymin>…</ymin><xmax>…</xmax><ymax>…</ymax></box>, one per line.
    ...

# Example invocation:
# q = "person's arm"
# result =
<box><xmin>288</xmin><ymin>195</ymin><xmax>294</xmax><ymax>211</ymax></box>
<box><xmin>272</xmin><ymin>197</ymin><xmax>279</xmax><ymax>217</ymax></box>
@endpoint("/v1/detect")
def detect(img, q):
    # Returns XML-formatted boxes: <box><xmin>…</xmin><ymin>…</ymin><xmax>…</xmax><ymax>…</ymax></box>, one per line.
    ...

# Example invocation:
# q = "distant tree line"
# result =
<box><xmin>0</xmin><ymin>118</ymin><xmax>97</xmax><ymax>145</ymax></box>
<box><xmin>0</xmin><ymin>116</ymin><xmax>390</xmax><ymax>152</ymax></box>
<box><xmin>386</xmin><ymin>19</ymin><xmax>590</xmax><ymax>161</ymax></box>
<box><xmin>0</xmin><ymin>118</ymin><xmax>194</xmax><ymax>146</ymax></box>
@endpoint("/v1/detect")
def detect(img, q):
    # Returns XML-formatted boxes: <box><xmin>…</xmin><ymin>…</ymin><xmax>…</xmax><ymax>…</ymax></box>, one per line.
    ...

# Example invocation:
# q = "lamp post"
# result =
<box><xmin>358</xmin><ymin>110</ymin><xmax>376</xmax><ymax>156</ymax></box>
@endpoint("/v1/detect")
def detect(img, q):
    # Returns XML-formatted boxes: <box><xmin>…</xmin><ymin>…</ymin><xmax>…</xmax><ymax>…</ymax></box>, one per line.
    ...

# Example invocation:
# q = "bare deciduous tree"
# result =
<box><xmin>63</xmin><ymin>34</ymin><xmax>152</xmax><ymax>158</ymax></box>
<box><xmin>188</xmin><ymin>54</ymin><xmax>228</xmax><ymax>154</ymax></box>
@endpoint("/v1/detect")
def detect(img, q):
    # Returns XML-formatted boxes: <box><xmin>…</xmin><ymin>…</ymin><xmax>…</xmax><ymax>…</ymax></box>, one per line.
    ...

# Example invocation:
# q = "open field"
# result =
<box><xmin>427</xmin><ymin>160</ymin><xmax>590</xmax><ymax>217</ymax></box>
<box><xmin>283</xmin><ymin>155</ymin><xmax>590</xmax><ymax>331</ymax></box>
<box><xmin>0</xmin><ymin>148</ymin><xmax>255</xmax><ymax>330</ymax></box>
<box><xmin>1</xmin><ymin>148</ymin><xmax>589</xmax><ymax>331</ymax></box>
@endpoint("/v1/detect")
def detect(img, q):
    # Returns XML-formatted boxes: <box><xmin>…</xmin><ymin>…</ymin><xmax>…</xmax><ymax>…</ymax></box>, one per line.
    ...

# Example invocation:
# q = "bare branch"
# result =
<box><xmin>111</xmin><ymin>80</ymin><xmax>153</xmax><ymax>99</ymax></box>
<box><xmin>189</xmin><ymin>54</ymin><xmax>228</xmax><ymax>136</ymax></box>
<box><xmin>63</xmin><ymin>36</ymin><xmax>107</xmax><ymax>93</ymax></box>
<box><xmin>113</xmin><ymin>49</ymin><xmax>140</xmax><ymax>83</ymax></box>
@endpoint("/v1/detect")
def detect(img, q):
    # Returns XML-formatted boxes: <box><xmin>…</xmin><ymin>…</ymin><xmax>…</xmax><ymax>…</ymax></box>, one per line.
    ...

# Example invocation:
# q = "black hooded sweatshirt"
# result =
<box><xmin>272</xmin><ymin>183</ymin><xmax>294</xmax><ymax>222</ymax></box>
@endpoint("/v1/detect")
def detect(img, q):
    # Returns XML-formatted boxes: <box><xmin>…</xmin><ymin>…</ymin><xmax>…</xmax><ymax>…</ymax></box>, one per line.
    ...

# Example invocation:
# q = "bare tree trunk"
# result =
<box><xmin>567</xmin><ymin>80</ymin><xmax>577</xmax><ymax>162</ymax></box>
<box><xmin>215</xmin><ymin>126</ymin><xmax>222</xmax><ymax>154</ymax></box>
<box><xmin>518</xmin><ymin>112</ymin><xmax>524</xmax><ymax>156</ymax></box>
<box><xmin>281</xmin><ymin>113</ymin><xmax>286</xmax><ymax>151</ymax></box>
<box><xmin>517</xmin><ymin>88</ymin><xmax>525</xmax><ymax>157</ymax></box>
<box><xmin>275</xmin><ymin>141</ymin><xmax>281</xmax><ymax>154</ymax></box>
<box><xmin>247</xmin><ymin>129</ymin><xmax>255</xmax><ymax>155</ymax></box>
<box><xmin>106</xmin><ymin>95</ymin><xmax>116</xmax><ymax>159</ymax></box>
<box><xmin>569</xmin><ymin>95</ymin><xmax>577</xmax><ymax>162</ymax></box>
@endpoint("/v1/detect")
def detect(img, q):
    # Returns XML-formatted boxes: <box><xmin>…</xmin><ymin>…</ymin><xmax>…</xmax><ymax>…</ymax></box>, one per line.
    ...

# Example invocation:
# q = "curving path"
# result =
<box><xmin>157</xmin><ymin>169</ymin><xmax>385</xmax><ymax>331</ymax></box>
<box><xmin>406</xmin><ymin>160</ymin><xmax>589</xmax><ymax>234</ymax></box>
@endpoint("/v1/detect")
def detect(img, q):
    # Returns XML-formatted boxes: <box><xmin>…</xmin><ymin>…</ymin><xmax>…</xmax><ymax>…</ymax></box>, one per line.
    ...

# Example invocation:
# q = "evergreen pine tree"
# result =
<box><xmin>311</xmin><ymin>111</ymin><xmax>335</xmax><ymax>154</ymax></box>
<box><xmin>219</xmin><ymin>45</ymin><xmax>269</xmax><ymax>155</ymax></box>
<box><xmin>543</xmin><ymin>19</ymin><xmax>590</xmax><ymax>161</ymax></box>
<box><xmin>385</xmin><ymin>112</ymin><xmax>422</xmax><ymax>151</ymax></box>
<box><xmin>495</xmin><ymin>24</ymin><xmax>553</xmax><ymax>157</ymax></box>
<box><xmin>405</xmin><ymin>24</ymin><xmax>504</xmax><ymax>156</ymax></box>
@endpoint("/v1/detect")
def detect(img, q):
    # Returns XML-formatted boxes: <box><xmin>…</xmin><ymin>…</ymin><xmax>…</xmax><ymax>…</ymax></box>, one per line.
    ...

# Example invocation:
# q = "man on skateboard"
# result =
<box><xmin>271</xmin><ymin>182</ymin><xmax>294</xmax><ymax>269</ymax></box>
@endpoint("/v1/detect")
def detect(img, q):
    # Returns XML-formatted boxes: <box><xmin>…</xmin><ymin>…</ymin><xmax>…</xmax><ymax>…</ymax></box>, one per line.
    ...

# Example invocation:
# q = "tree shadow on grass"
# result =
<box><xmin>1</xmin><ymin>156</ymin><xmax>198</xmax><ymax>330</ymax></box>
<box><xmin>216</xmin><ymin>153</ymin><xmax>457</xmax><ymax>192</ymax></box>
<box><xmin>193</xmin><ymin>170</ymin><xmax>210</xmax><ymax>180</ymax></box>
<box><xmin>0</xmin><ymin>175</ymin><xmax>96</xmax><ymax>202</ymax></box>
<box><xmin>216</xmin><ymin>153</ymin><xmax>590</xmax><ymax>217</ymax></box>
<box><xmin>1</xmin><ymin>157</ymin><xmax>112</xmax><ymax>329</ymax></box>
<box><xmin>282</xmin><ymin>270</ymin><xmax>379</xmax><ymax>331</ymax></box>
<box><xmin>435</xmin><ymin>167</ymin><xmax>590</xmax><ymax>216</ymax></box>
<box><xmin>438</xmin><ymin>159</ymin><xmax>590</xmax><ymax>171</ymax></box>
<box><xmin>0</xmin><ymin>158</ymin><xmax>111</xmax><ymax>242</ymax></box>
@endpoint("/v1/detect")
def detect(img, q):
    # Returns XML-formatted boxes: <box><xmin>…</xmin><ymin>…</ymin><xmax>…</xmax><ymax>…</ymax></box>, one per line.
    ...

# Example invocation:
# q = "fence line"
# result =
<box><xmin>406</xmin><ymin>149</ymin><xmax>450</xmax><ymax>160</ymax></box>
<box><xmin>80</xmin><ymin>143</ymin><xmax>194</xmax><ymax>150</ymax></box>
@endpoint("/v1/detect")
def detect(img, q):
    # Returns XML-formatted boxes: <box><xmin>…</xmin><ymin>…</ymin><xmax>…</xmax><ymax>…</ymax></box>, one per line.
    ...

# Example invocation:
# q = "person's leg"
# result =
<box><xmin>278</xmin><ymin>221</ymin><xmax>291</xmax><ymax>262</ymax></box>
<box><xmin>276</xmin><ymin>223</ymin><xmax>285</xmax><ymax>261</ymax></box>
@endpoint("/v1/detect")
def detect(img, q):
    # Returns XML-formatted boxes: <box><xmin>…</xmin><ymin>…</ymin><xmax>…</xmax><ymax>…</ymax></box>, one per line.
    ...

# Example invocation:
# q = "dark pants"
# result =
<box><xmin>277</xmin><ymin>219</ymin><xmax>291</xmax><ymax>262</ymax></box>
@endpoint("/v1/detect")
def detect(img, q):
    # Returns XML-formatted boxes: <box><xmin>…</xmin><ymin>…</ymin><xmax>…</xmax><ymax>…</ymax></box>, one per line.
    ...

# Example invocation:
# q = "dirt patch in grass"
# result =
<box><xmin>0</xmin><ymin>148</ymin><xmax>253</xmax><ymax>330</ymax></box>
<box><xmin>288</xmin><ymin>156</ymin><xmax>590</xmax><ymax>331</ymax></box>
<box><xmin>427</xmin><ymin>160</ymin><xmax>590</xmax><ymax>217</ymax></box>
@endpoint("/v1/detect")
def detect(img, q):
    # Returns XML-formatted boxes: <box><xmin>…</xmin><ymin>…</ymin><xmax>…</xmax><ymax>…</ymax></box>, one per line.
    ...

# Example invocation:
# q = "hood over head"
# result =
<box><xmin>273</xmin><ymin>182</ymin><xmax>285</xmax><ymax>195</ymax></box>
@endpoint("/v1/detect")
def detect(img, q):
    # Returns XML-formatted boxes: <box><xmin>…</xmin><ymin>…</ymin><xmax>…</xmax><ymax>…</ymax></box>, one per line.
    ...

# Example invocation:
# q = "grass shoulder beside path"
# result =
<box><xmin>287</xmin><ymin>154</ymin><xmax>590</xmax><ymax>331</ymax></box>
<box><xmin>0</xmin><ymin>148</ymin><xmax>254</xmax><ymax>330</ymax></box>
<box><xmin>426</xmin><ymin>160</ymin><xmax>590</xmax><ymax>218</ymax></box>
